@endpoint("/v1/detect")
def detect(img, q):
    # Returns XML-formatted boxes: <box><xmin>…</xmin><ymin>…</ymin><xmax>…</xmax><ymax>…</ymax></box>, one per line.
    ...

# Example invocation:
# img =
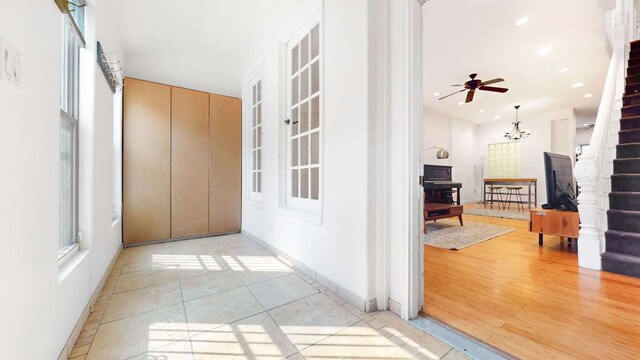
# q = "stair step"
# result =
<box><xmin>608</xmin><ymin>209</ymin><xmax>640</xmax><ymax>232</ymax></box>
<box><xmin>605</xmin><ymin>230</ymin><xmax>640</xmax><ymax>255</ymax></box>
<box><xmin>625</xmin><ymin>82</ymin><xmax>640</xmax><ymax>95</ymax></box>
<box><xmin>623</xmin><ymin>92</ymin><xmax>640</xmax><ymax>106</ymax></box>
<box><xmin>629</xmin><ymin>65</ymin><xmax>640</xmax><ymax>77</ymax></box>
<box><xmin>630</xmin><ymin>57</ymin><xmax>640</xmax><ymax>67</ymax></box>
<box><xmin>613</xmin><ymin>159</ymin><xmax>640</xmax><ymax>174</ymax></box>
<box><xmin>602</xmin><ymin>252</ymin><xmax>640</xmax><ymax>278</ymax></box>
<box><xmin>611</xmin><ymin>174</ymin><xmax>640</xmax><ymax>191</ymax></box>
<box><xmin>622</xmin><ymin>104</ymin><xmax>640</xmax><ymax>117</ymax></box>
<box><xmin>631</xmin><ymin>39</ymin><xmax>640</xmax><ymax>51</ymax></box>
<box><xmin>620</xmin><ymin>115</ymin><xmax>640</xmax><ymax>130</ymax></box>
<box><xmin>609</xmin><ymin>192</ymin><xmax>640</xmax><ymax>210</ymax></box>
<box><xmin>617</xmin><ymin>143</ymin><xmax>640</xmax><ymax>158</ymax></box>
<box><xmin>627</xmin><ymin>73</ymin><xmax>640</xmax><ymax>85</ymax></box>
<box><xmin>620</xmin><ymin>129</ymin><xmax>640</xmax><ymax>144</ymax></box>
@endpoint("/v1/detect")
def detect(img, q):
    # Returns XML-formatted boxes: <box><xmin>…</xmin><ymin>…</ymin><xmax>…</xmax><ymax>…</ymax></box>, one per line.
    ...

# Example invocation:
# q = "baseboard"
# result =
<box><xmin>242</xmin><ymin>230</ymin><xmax>375</xmax><ymax>313</ymax></box>
<box><xmin>388</xmin><ymin>297</ymin><xmax>402</xmax><ymax>316</ymax></box>
<box><xmin>57</xmin><ymin>244</ymin><xmax>124</xmax><ymax>360</ymax></box>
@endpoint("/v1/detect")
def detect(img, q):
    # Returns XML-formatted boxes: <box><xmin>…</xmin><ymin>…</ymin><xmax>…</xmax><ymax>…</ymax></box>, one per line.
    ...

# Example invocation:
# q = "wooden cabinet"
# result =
<box><xmin>122</xmin><ymin>78</ymin><xmax>241</xmax><ymax>244</ymax></box>
<box><xmin>209</xmin><ymin>94</ymin><xmax>242</xmax><ymax>234</ymax></box>
<box><xmin>123</xmin><ymin>79</ymin><xmax>172</xmax><ymax>244</ymax></box>
<box><xmin>530</xmin><ymin>208</ymin><xmax>579</xmax><ymax>246</ymax></box>
<box><xmin>171</xmin><ymin>87</ymin><xmax>210</xmax><ymax>238</ymax></box>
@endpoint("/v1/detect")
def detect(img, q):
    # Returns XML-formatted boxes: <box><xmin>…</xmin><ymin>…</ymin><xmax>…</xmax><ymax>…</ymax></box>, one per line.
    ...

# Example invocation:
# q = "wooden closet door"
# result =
<box><xmin>123</xmin><ymin>78</ymin><xmax>171</xmax><ymax>244</ymax></box>
<box><xmin>171</xmin><ymin>87</ymin><xmax>210</xmax><ymax>237</ymax></box>
<box><xmin>209</xmin><ymin>94</ymin><xmax>242</xmax><ymax>233</ymax></box>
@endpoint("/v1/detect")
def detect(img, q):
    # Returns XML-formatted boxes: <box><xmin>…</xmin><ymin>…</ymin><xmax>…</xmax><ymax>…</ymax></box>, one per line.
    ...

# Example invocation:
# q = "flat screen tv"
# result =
<box><xmin>542</xmin><ymin>152</ymin><xmax>577</xmax><ymax>211</ymax></box>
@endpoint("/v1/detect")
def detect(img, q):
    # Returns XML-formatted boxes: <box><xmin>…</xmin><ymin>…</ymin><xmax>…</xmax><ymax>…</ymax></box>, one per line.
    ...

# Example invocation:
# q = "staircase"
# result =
<box><xmin>602</xmin><ymin>40</ymin><xmax>640</xmax><ymax>278</ymax></box>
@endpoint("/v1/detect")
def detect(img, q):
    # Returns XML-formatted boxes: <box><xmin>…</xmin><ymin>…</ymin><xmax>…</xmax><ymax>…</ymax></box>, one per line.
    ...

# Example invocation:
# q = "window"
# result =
<box><xmin>59</xmin><ymin>19</ymin><xmax>81</xmax><ymax>260</ymax></box>
<box><xmin>286</xmin><ymin>21</ymin><xmax>321</xmax><ymax>211</ymax></box>
<box><xmin>250</xmin><ymin>78</ymin><xmax>263</xmax><ymax>196</ymax></box>
<box><xmin>488</xmin><ymin>141</ymin><xmax>521</xmax><ymax>178</ymax></box>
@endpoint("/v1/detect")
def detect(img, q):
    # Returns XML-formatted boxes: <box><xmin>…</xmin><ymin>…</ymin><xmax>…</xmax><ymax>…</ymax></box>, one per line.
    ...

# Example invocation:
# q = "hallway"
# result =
<box><xmin>67</xmin><ymin>234</ymin><xmax>464</xmax><ymax>360</ymax></box>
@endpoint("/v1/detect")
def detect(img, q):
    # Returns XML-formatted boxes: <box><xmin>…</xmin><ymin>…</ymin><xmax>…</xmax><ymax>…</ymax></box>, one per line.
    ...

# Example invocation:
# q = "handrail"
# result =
<box><xmin>574</xmin><ymin>0</ymin><xmax>632</xmax><ymax>270</ymax></box>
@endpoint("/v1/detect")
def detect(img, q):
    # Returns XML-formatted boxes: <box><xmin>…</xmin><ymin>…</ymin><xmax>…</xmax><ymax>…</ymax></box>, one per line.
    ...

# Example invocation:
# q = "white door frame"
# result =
<box><xmin>400</xmin><ymin>0</ymin><xmax>424</xmax><ymax>320</ymax></box>
<box><xmin>369</xmin><ymin>0</ymin><xmax>424</xmax><ymax>320</ymax></box>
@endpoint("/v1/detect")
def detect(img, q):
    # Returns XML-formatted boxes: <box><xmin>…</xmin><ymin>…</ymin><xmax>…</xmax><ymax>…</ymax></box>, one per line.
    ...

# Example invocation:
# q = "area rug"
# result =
<box><xmin>424</xmin><ymin>219</ymin><xmax>515</xmax><ymax>250</ymax></box>
<box><xmin>464</xmin><ymin>207</ymin><xmax>529</xmax><ymax>221</ymax></box>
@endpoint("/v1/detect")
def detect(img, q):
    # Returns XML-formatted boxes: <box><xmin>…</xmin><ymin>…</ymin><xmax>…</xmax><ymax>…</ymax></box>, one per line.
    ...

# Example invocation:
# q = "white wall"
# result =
<box><xmin>0</xmin><ymin>1</ymin><xmax>123</xmax><ymax>358</ymax></box>
<box><xmin>423</xmin><ymin>109</ymin><xmax>479</xmax><ymax>203</ymax></box>
<box><xmin>476</xmin><ymin>109</ymin><xmax>576</xmax><ymax>205</ymax></box>
<box><xmin>242</xmin><ymin>0</ymin><xmax>372</xmax><ymax>304</ymax></box>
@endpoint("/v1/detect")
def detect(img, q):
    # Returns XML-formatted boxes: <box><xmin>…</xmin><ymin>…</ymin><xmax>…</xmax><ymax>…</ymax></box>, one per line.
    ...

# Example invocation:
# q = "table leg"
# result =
<box><xmin>538</xmin><ymin>233</ymin><xmax>543</xmax><ymax>246</ymax></box>
<box><xmin>528</xmin><ymin>183</ymin><xmax>532</xmax><ymax>210</ymax></box>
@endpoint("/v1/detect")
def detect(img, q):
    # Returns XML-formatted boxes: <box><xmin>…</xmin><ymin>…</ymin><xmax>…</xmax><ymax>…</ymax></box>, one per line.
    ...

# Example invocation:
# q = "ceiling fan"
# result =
<box><xmin>439</xmin><ymin>73</ymin><xmax>509</xmax><ymax>103</ymax></box>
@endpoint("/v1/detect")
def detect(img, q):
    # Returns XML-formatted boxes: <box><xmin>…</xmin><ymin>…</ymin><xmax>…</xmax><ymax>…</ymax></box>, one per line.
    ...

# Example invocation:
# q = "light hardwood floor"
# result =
<box><xmin>424</xmin><ymin>204</ymin><xmax>640</xmax><ymax>359</ymax></box>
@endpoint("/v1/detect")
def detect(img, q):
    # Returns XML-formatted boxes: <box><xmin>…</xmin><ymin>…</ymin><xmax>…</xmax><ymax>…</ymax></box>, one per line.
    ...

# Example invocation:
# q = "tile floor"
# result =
<box><xmin>67</xmin><ymin>233</ymin><xmax>469</xmax><ymax>360</ymax></box>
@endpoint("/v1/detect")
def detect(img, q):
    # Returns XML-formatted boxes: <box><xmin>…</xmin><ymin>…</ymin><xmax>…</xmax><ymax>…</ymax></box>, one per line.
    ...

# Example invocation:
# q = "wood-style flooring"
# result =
<box><xmin>424</xmin><ymin>204</ymin><xmax>640</xmax><ymax>360</ymax></box>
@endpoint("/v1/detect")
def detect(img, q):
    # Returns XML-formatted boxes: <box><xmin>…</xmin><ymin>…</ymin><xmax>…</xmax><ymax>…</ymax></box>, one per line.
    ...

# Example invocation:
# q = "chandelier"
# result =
<box><xmin>503</xmin><ymin>105</ymin><xmax>531</xmax><ymax>141</ymax></box>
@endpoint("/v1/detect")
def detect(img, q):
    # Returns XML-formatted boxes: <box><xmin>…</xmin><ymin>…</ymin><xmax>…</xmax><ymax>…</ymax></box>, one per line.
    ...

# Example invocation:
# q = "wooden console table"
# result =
<box><xmin>483</xmin><ymin>178</ymin><xmax>537</xmax><ymax>210</ymax></box>
<box><xmin>424</xmin><ymin>203</ymin><xmax>463</xmax><ymax>234</ymax></box>
<box><xmin>529</xmin><ymin>208</ymin><xmax>579</xmax><ymax>246</ymax></box>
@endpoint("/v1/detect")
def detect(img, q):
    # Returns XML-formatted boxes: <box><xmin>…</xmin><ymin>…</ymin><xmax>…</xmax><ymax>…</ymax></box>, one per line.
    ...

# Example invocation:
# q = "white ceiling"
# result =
<box><xmin>115</xmin><ymin>0</ymin><xmax>266</xmax><ymax>97</ymax></box>
<box><xmin>423</xmin><ymin>0</ymin><xmax>611</xmax><ymax>124</ymax></box>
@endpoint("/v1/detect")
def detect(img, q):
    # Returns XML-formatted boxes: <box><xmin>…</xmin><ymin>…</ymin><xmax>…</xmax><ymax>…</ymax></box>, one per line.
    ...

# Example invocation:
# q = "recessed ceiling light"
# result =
<box><xmin>494</xmin><ymin>115</ymin><xmax>501</xmax><ymax>119</ymax></box>
<box><xmin>584</xmin><ymin>123</ymin><xmax>591</xmax><ymax>126</ymax></box>
<box><xmin>458</xmin><ymin>101</ymin><xmax>464</xmax><ymax>105</ymax></box>
<box><xmin>515</xmin><ymin>17</ymin><xmax>529</xmax><ymax>26</ymax></box>
<box><xmin>584</xmin><ymin>93</ymin><xmax>593</xmax><ymax>98</ymax></box>
<box><xmin>557</xmin><ymin>67</ymin><xmax>570</xmax><ymax>74</ymax></box>
<box><xmin>479</xmin><ymin>109</ymin><xmax>485</xmax><ymax>113</ymax></box>
<box><xmin>573</xmin><ymin>82</ymin><xmax>584</xmax><ymax>88</ymax></box>
<box><xmin>539</xmin><ymin>46</ymin><xmax>551</xmax><ymax>56</ymax></box>
<box><xmin>434</xmin><ymin>92</ymin><xmax>441</xmax><ymax>96</ymax></box>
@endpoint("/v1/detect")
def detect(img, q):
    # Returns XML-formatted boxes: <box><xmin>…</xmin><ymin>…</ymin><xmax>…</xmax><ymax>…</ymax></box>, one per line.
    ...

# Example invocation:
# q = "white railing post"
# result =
<box><xmin>575</xmin><ymin>0</ymin><xmax>631</xmax><ymax>270</ymax></box>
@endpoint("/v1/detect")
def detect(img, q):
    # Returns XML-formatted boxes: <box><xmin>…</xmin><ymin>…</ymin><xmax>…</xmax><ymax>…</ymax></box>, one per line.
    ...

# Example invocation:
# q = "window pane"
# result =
<box><xmin>292</xmin><ymin>45</ymin><xmax>299</xmax><ymax>74</ymax></box>
<box><xmin>60</xmin><ymin>119</ymin><xmax>75</xmax><ymax>251</ymax></box>
<box><xmin>301</xmin><ymin>168</ymin><xmax>309</xmax><ymax>199</ymax></box>
<box><xmin>311</xmin><ymin>167</ymin><xmax>319</xmax><ymax>200</ymax></box>
<box><xmin>257</xmin><ymin>80</ymin><xmax>262</xmax><ymax>102</ymax></box>
<box><xmin>300</xmin><ymin>101</ymin><xmax>309</xmax><ymax>133</ymax></box>
<box><xmin>253</xmin><ymin>84</ymin><xmax>257</xmax><ymax>105</ymax></box>
<box><xmin>292</xmin><ymin>75</ymin><xmax>298</xmax><ymax>104</ymax></box>
<box><xmin>292</xmin><ymin>106</ymin><xmax>299</xmax><ymax>136</ymax></box>
<box><xmin>310</xmin><ymin>132</ymin><xmax>319</xmax><ymax>165</ymax></box>
<box><xmin>300</xmin><ymin>35</ymin><xmax>309</xmax><ymax>66</ymax></box>
<box><xmin>292</xmin><ymin>170</ymin><xmax>299</xmax><ymax>197</ymax></box>
<box><xmin>253</xmin><ymin>129</ymin><xmax>257</xmax><ymax>149</ymax></box>
<box><xmin>252</xmin><ymin>149</ymin><xmax>257</xmax><ymax>170</ymax></box>
<box><xmin>301</xmin><ymin>135</ymin><xmax>309</xmax><ymax>166</ymax></box>
<box><xmin>257</xmin><ymin>103</ymin><xmax>262</xmax><ymax>125</ymax></box>
<box><xmin>292</xmin><ymin>138</ymin><xmax>298</xmax><ymax>166</ymax></box>
<box><xmin>310</xmin><ymin>97</ymin><xmax>319</xmax><ymax>130</ymax></box>
<box><xmin>257</xmin><ymin>125</ymin><xmax>262</xmax><ymax>147</ymax></box>
<box><xmin>252</xmin><ymin>107</ymin><xmax>257</xmax><ymax>127</ymax></box>
<box><xmin>301</xmin><ymin>68</ymin><xmax>309</xmax><ymax>100</ymax></box>
<box><xmin>311</xmin><ymin>61</ymin><xmax>319</xmax><ymax>95</ymax></box>
<box><xmin>252</xmin><ymin>173</ymin><xmax>257</xmax><ymax>192</ymax></box>
<box><xmin>257</xmin><ymin>172</ymin><xmax>261</xmax><ymax>193</ymax></box>
<box><xmin>311</xmin><ymin>25</ymin><xmax>320</xmax><ymax>59</ymax></box>
<box><xmin>257</xmin><ymin>149</ymin><xmax>262</xmax><ymax>170</ymax></box>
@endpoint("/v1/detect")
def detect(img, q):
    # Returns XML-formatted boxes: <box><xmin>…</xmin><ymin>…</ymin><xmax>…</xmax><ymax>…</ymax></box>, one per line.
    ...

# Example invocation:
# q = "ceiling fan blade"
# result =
<box><xmin>438</xmin><ymin>89</ymin><xmax>466</xmax><ymax>100</ymax></box>
<box><xmin>451</xmin><ymin>84</ymin><xmax>464</xmax><ymax>87</ymax></box>
<box><xmin>480</xmin><ymin>78</ymin><xmax>504</xmax><ymax>86</ymax></box>
<box><xmin>479</xmin><ymin>86</ymin><xmax>509</xmax><ymax>93</ymax></box>
<box><xmin>465</xmin><ymin>89</ymin><xmax>475</xmax><ymax>103</ymax></box>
